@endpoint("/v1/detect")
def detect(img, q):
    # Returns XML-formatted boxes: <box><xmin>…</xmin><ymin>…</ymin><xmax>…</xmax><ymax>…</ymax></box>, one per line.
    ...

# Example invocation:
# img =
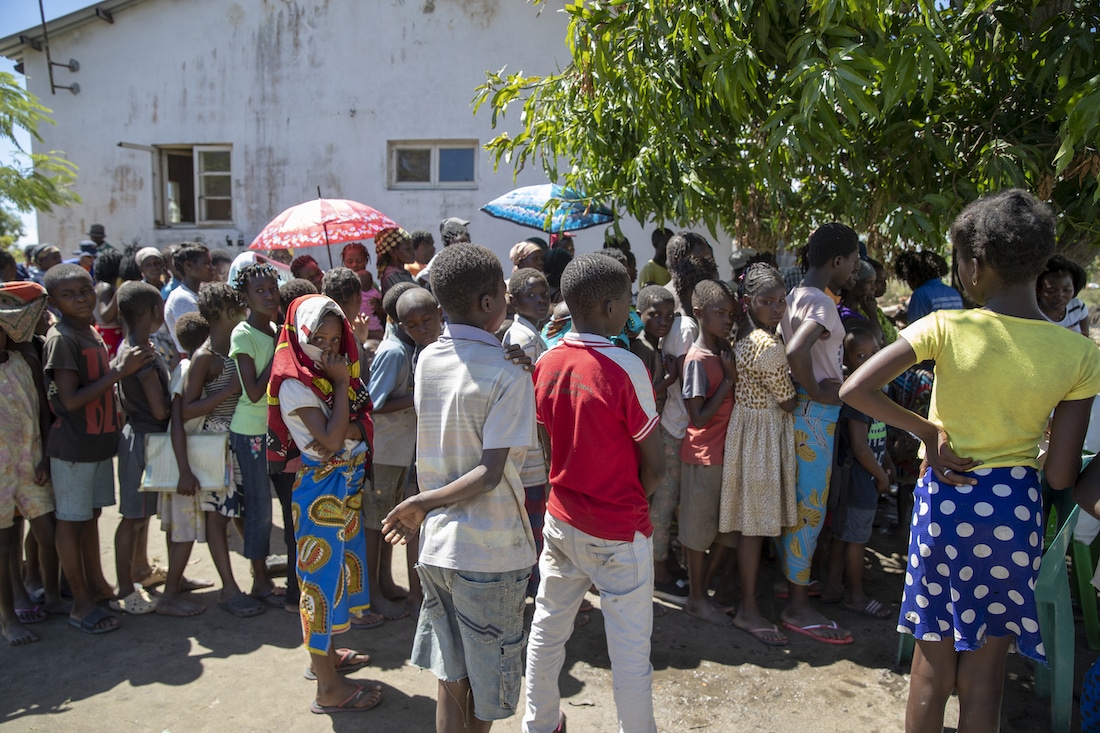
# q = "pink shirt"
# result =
<box><xmin>779</xmin><ymin>286</ymin><xmax>844</xmax><ymax>385</ymax></box>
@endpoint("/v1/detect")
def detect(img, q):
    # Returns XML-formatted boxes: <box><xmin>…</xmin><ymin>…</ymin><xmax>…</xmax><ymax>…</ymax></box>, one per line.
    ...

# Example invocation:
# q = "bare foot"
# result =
<box><xmin>371</xmin><ymin>596</ymin><xmax>410</xmax><ymax>621</ymax></box>
<box><xmin>92</xmin><ymin>584</ymin><xmax>116</xmax><ymax>604</ymax></box>
<box><xmin>780</xmin><ymin>606</ymin><xmax>851</xmax><ymax>642</ymax></box>
<box><xmin>155</xmin><ymin>595</ymin><xmax>206</xmax><ymax>617</ymax></box>
<box><xmin>685</xmin><ymin>597</ymin><xmax>735</xmax><ymax>626</ymax></box>
<box><xmin>2</xmin><ymin>620</ymin><xmax>39</xmax><ymax>646</ymax></box>
<box><xmin>180</xmin><ymin>576</ymin><xmax>215</xmax><ymax>592</ymax></box>
<box><xmin>380</xmin><ymin>582</ymin><xmax>408</xmax><ymax>601</ymax></box>
<box><xmin>405</xmin><ymin>595</ymin><xmax>423</xmax><ymax>620</ymax></box>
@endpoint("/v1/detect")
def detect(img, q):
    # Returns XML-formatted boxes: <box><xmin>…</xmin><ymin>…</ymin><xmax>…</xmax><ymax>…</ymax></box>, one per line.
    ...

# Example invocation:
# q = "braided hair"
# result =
<box><xmin>737</xmin><ymin>262</ymin><xmax>785</xmax><ymax>300</ymax></box>
<box><xmin>231</xmin><ymin>261</ymin><xmax>278</xmax><ymax>294</ymax></box>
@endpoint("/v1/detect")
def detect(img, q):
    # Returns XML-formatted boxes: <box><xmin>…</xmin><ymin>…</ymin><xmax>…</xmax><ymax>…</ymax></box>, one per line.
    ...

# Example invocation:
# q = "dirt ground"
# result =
<box><xmin>0</xmin><ymin>493</ymin><xmax>1091</xmax><ymax>733</ymax></box>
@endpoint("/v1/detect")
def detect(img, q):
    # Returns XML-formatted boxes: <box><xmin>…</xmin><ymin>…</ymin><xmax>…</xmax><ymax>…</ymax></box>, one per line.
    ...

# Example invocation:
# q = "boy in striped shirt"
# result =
<box><xmin>383</xmin><ymin>243</ymin><xmax>537</xmax><ymax>732</ymax></box>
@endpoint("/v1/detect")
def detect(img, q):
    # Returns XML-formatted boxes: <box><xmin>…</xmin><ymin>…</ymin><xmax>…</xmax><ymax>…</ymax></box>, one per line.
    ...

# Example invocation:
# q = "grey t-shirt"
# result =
<box><xmin>118</xmin><ymin>339</ymin><xmax>171</xmax><ymax>433</ymax></box>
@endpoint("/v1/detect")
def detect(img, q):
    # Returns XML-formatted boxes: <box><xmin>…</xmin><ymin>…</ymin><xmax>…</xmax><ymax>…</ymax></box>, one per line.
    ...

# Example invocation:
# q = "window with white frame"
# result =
<box><xmin>388</xmin><ymin>140</ymin><xmax>478</xmax><ymax>189</ymax></box>
<box><xmin>155</xmin><ymin>145</ymin><xmax>233</xmax><ymax>226</ymax></box>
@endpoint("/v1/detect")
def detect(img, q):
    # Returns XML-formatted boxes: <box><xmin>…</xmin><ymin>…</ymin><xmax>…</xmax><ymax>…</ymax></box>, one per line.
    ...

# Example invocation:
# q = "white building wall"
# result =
<box><xmin>19</xmin><ymin>0</ymin><xmax>732</xmax><ymax>275</ymax></box>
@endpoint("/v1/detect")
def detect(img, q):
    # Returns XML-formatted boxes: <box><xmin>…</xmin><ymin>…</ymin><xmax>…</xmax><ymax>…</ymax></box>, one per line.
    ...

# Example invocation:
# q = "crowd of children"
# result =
<box><xmin>2</xmin><ymin>190</ymin><xmax>1099</xmax><ymax>731</ymax></box>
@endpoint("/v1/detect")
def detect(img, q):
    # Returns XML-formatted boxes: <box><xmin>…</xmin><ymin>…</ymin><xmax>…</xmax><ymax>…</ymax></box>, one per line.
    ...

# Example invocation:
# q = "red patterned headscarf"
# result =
<box><xmin>266</xmin><ymin>294</ymin><xmax>373</xmax><ymax>470</ymax></box>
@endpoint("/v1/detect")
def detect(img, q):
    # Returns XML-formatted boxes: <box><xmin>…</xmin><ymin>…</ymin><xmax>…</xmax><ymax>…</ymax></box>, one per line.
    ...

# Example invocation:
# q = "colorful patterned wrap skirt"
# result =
<box><xmin>900</xmin><ymin>466</ymin><xmax>1045</xmax><ymax>663</ymax></box>
<box><xmin>294</xmin><ymin>445</ymin><xmax>371</xmax><ymax>654</ymax></box>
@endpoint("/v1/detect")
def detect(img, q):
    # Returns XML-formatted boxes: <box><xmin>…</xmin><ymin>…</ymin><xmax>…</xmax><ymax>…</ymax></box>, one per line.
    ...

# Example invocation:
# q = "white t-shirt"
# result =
<box><xmin>164</xmin><ymin>284</ymin><xmax>199</xmax><ymax>354</ymax></box>
<box><xmin>278</xmin><ymin>379</ymin><xmax>362</xmax><ymax>462</ymax></box>
<box><xmin>660</xmin><ymin>314</ymin><xmax>699</xmax><ymax>440</ymax></box>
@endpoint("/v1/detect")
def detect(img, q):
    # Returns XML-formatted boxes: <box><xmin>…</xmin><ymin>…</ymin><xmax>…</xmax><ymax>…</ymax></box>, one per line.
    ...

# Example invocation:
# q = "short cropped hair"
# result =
<box><xmin>321</xmin><ymin>266</ymin><xmax>362</xmax><ymax>306</ymax></box>
<box><xmin>116</xmin><ymin>280</ymin><xmax>164</xmax><ymax>324</ymax></box>
<box><xmin>197</xmin><ymin>281</ymin><xmax>241</xmax><ymax>323</ymax></box>
<box><xmin>172</xmin><ymin>242</ymin><xmax>209</xmax><ymax>274</ymax></box>
<box><xmin>396</xmin><ymin>288</ymin><xmax>439</xmax><ymax>321</ymax></box>
<box><xmin>508</xmin><ymin>267</ymin><xmax>548</xmax><ymax>297</ymax></box>
<box><xmin>429</xmin><ymin>243</ymin><xmax>503</xmax><ymax>317</ymax></box>
<box><xmin>209</xmin><ymin>248</ymin><xmax>234</xmax><ymax>268</ymax></box>
<box><xmin>652</xmin><ymin>228</ymin><xmax>673</xmax><ymax>249</ymax></box>
<box><xmin>691</xmin><ymin>279</ymin><xmax>734</xmax><ymax>311</ymax></box>
<box><xmin>0</xmin><ymin>249</ymin><xmax>14</xmax><ymax>270</ymax></box>
<box><xmin>560</xmin><ymin>253</ymin><xmax>630</xmax><ymax>316</ymax></box>
<box><xmin>951</xmin><ymin>189</ymin><xmax>1056</xmax><ymax>286</ymax></box>
<box><xmin>382</xmin><ymin>281</ymin><xmax>420</xmax><ymax>322</ymax></box>
<box><xmin>805</xmin><ymin>223</ymin><xmax>859</xmax><ymax>268</ymax></box>
<box><xmin>599</xmin><ymin>247</ymin><xmax>628</xmax><ymax>267</ymax></box>
<box><xmin>410</xmin><ymin>230</ymin><xmax>434</xmax><ymax>248</ymax></box>
<box><xmin>43</xmin><ymin>263</ymin><xmax>92</xmax><ymax>294</ymax></box>
<box><xmin>636</xmin><ymin>284</ymin><xmax>674</xmax><ymax>313</ymax></box>
<box><xmin>174</xmin><ymin>311</ymin><xmax>210</xmax><ymax>354</ymax></box>
<box><xmin>278</xmin><ymin>278</ymin><xmax>318</xmax><ymax>307</ymax></box>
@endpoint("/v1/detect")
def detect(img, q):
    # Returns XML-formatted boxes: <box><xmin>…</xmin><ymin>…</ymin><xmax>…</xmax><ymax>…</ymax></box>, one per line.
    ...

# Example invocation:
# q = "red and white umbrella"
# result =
<box><xmin>249</xmin><ymin>198</ymin><xmax>399</xmax><ymax>251</ymax></box>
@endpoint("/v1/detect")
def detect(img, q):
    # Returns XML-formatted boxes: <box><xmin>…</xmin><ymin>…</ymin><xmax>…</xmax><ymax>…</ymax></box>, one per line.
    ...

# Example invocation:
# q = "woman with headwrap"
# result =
<box><xmin>266</xmin><ymin>294</ymin><xmax>382</xmax><ymax>714</ymax></box>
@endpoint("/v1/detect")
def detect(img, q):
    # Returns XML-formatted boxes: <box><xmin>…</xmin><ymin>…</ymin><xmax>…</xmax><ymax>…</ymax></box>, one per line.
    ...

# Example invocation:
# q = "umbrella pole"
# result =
<box><xmin>324</xmin><ymin>222</ymin><xmax>333</xmax><ymax>268</ymax></box>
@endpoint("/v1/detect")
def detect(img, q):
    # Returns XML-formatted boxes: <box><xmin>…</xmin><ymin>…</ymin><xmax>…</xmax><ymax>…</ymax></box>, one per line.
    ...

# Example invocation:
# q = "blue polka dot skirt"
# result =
<box><xmin>899</xmin><ymin>466</ymin><xmax>1045</xmax><ymax>663</ymax></box>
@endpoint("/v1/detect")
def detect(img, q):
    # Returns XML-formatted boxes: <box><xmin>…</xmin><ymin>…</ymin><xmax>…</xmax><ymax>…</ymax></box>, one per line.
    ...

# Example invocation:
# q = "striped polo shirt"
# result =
<box><xmin>415</xmin><ymin>323</ymin><xmax>538</xmax><ymax>573</ymax></box>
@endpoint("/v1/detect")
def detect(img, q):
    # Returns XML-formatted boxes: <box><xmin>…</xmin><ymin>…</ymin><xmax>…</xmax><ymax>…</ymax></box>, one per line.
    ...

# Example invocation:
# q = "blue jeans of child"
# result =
<box><xmin>230</xmin><ymin>432</ymin><xmax>272</xmax><ymax>561</ymax></box>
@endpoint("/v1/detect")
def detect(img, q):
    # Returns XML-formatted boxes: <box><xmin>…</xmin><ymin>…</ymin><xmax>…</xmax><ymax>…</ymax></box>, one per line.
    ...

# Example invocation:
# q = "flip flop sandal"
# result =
<box><xmin>109</xmin><ymin>588</ymin><xmax>158</xmax><ymax>615</ymax></box>
<box><xmin>251</xmin><ymin>588</ymin><xmax>287</xmax><ymax>608</ymax></box>
<box><xmin>840</xmin><ymin>598</ymin><xmax>892</xmax><ymax>619</ymax></box>
<box><xmin>304</xmin><ymin>649</ymin><xmax>372</xmax><ymax>680</ymax></box>
<box><xmin>68</xmin><ymin>607</ymin><xmax>120</xmax><ymax>635</ymax></box>
<box><xmin>350</xmin><ymin>612</ymin><xmax>385</xmax><ymax>630</ymax></box>
<box><xmin>217</xmin><ymin>593</ymin><xmax>266</xmax><ymax>618</ymax></box>
<box><xmin>309</xmin><ymin>684</ymin><xmax>383</xmax><ymax>714</ymax></box>
<box><xmin>15</xmin><ymin>606</ymin><xmax>47</xmax><ymax>624</ymax></box>
<box><xmin>737</xmin><ymin>624</ymin><xmax>789</xmax><ymax>647</ymax></box>
<box><xmin>781</xmin><ymin>620</ymin><xmax>854</xmax><ymax>645</ymax></box>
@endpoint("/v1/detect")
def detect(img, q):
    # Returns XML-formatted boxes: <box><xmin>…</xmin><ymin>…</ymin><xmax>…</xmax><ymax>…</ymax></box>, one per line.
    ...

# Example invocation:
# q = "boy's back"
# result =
<box><xmin>118</xmin><ymin>353</ymin><xmax>171</xmax><ymax>432</ymax></box>
<box><xmin>44</xmin><ymin>320</ymin><xmax>120</xmax><ymax>460</ymax></box>
<box><xmin>368</xmin><ymin>332</ymin><xmax>416</xmax><ymax>468</ymax></box>
<box><xmin>534</xmin><ymin>332</ymin><xmax>659</xmax><ymax>541</ymax></box>
<box><xmin>415</xmin><ymin>323</ymin><xmax>537</xmax><ymax>572</ymax></box>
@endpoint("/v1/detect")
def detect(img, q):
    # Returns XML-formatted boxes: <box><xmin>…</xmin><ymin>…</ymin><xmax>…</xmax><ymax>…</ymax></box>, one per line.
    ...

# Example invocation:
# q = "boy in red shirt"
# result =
<box><xmin>524</xmin><ymin>254</ymin><xmax>665</xmax><ymax>733</ymax></box>
<box><xmin>678</xmin><ymin>280</ymin><xmax>738</xmax><ymax>625</ymax></box>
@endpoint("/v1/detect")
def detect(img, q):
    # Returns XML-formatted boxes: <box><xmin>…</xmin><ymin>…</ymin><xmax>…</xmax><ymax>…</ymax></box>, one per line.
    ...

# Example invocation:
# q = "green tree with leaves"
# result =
<box><xmin>1</xmin><ymin>71</ymin><xmax>78</xmax><ymax>218</ymax></box>
<box><xmin>0</xmin><ymin>204</ymin><xmax>24</xmax><ymax>255</ymax></box>
<box><xmin>475</xmin><ymin>0</ymin><xmax>1100</xmax><ymax>259</ymax></box>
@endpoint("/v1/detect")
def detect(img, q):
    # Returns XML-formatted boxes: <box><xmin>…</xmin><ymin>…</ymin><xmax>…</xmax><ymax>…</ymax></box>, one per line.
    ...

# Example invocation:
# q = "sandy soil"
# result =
<box><xmin>0</xmin><ymin>495</ymin><xmax>1089</xmax><ymax>732</ymax></box>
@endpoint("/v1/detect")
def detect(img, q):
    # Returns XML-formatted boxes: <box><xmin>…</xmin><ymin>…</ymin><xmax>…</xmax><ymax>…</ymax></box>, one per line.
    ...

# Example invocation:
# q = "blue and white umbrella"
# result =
<box><xmin>480</xmin><ymin>184</ymin><xmax>614</xmax><ymax>232</ymax></box>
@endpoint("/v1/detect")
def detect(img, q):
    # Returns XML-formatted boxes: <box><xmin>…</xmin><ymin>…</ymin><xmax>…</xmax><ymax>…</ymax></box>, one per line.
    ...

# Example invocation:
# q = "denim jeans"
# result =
<box><xmin>522</xmin><ymin>515</ymin><xmax>657</xmax><ymax>733</ymax></box>
<box><xmin>229</xmin><ymin>432</ymin><xmax>272</xmax><ymax>560</ymax></box>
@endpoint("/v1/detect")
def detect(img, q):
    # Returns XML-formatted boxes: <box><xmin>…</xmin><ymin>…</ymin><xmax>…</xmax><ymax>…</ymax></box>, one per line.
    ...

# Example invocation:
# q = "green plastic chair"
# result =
<box><xmin>1034</xmin><ymin>503</ymin><xmax>1080</xmax><ymax>733</ymax></box>
<box><xmin>1072</xmin><ymin>532</ymin><xmax>1100</xmax><ymax>650</ymax></box>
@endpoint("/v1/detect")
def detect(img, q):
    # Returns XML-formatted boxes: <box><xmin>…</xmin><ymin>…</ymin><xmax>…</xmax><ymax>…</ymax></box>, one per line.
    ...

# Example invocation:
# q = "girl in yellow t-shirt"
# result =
<box><xmin>840</xmin><ymin>189</ymin><xmax>1100</xmax><ymax>733</ymax></box>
